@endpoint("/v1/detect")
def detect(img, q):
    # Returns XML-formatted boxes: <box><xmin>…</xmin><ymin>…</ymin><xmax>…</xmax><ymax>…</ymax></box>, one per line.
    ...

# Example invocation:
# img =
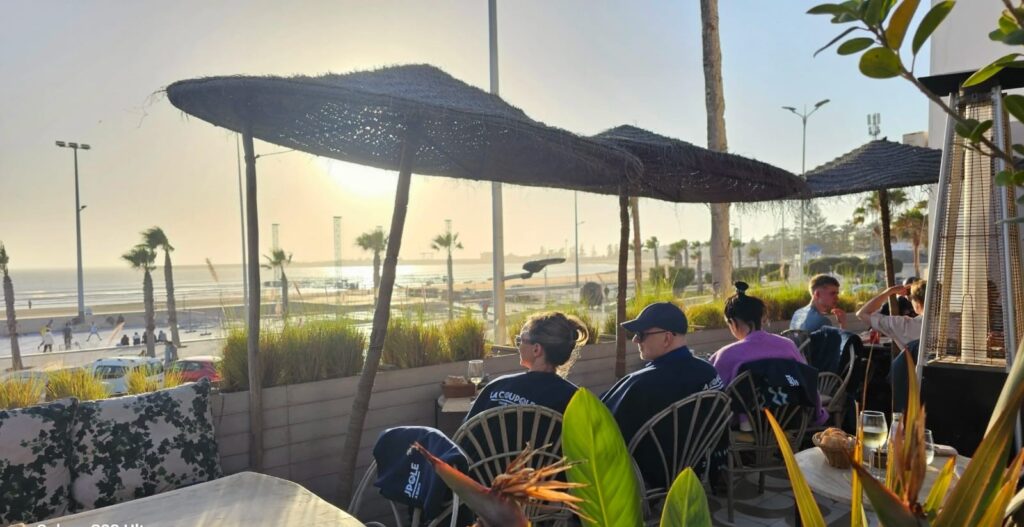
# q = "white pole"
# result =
<box><xmin>236</xmin><ymin>135</ymin><xmax>248</xmax><ymax>321</ymax></box>
<box><xmin>489</xmin><ymin>0</ymin><xmax>507</xmax><ymax>345</ymax></box>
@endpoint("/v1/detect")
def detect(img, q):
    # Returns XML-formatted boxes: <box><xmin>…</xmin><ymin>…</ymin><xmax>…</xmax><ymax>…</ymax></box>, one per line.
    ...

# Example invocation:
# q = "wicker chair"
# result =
<box><xmin>349</xmin><ymin>460</ymin><xmax>454</xmax><ymax>527</ymax></box>
<box><xmin>450</xmin><ymin>405</ymin><xmax>570</xmax><ymax>526</ymax></box>
<box><xmin>780</xmin><ymin>329</ymin><xmax>812</xmax><ymax>362</ymax></box>
<box><xmin>626</xmin><ymin>390</ymin><xmax>732</xmax><ymax>521</ymax></box>
<box><xmin>723</xmin><ymin>371</ymin><xmax>813</xmax><ymax>523</ymax></box>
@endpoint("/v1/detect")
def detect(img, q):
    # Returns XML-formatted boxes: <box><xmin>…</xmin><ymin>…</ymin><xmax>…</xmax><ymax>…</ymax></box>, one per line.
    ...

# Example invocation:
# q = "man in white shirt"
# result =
<box><xmin>855</xmin><ymin>280</ymin><xmax>927</xmax><ymax>351</ymax></box>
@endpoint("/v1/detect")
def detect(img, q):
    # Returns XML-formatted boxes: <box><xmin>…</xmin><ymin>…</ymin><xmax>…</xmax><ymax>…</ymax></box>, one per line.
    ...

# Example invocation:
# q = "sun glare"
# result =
<box><xmin>322</xmin><ymin>158</ymin><xmax>397</xmax><ymax>198</ymax></box>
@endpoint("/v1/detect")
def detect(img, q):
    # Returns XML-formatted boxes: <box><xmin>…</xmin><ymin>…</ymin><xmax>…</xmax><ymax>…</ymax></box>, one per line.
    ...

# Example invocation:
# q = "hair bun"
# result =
<box><xmin>734</xmin><ymin>281</ymin><xmax>749</xmax><ymax>295</ymax></box>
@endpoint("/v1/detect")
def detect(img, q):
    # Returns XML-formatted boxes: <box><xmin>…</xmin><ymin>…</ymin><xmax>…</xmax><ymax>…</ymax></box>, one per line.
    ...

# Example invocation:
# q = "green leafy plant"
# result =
<box><xmin>809</xmin><ymin>0</ymin><xmax>1024</xmax><ymax>221</ymax></box>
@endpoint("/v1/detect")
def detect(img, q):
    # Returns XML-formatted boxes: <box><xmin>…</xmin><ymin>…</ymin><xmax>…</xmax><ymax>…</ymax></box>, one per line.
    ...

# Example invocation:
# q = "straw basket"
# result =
<box><xmin>813</xmin><ymin>431</ymin><xmax>857</xmax><ymax>469</ymax></box>
<box><xmin>441</xmin><ymin>381</ymin><xmax>476</xmax><ymax>399</ymax></box>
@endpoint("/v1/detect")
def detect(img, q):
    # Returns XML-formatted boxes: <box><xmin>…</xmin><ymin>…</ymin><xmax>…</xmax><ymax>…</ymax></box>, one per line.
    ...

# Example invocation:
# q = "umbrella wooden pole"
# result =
<box><xmin>338</xmin><ymin>123</ymin><xmax>421</xmax><ymax>504</ymax></box>
<box><xmin>616</xmin><ymin>190</ymin><xmax>630</xmax><ymax>378</ymax></box>
<box><xmin>878</xmin><ymin>190</ymin><xmax>898</xmax><ymax>315</ymax></box>
<box><xmin>241</xmin><ymin>130</ymin><xmax>263</xmax><ymax>472</ymax></box>
<box><xmin>630</xmin><ymin>197</ymin><xmax>642</xmax><ymax>294</ymax></box>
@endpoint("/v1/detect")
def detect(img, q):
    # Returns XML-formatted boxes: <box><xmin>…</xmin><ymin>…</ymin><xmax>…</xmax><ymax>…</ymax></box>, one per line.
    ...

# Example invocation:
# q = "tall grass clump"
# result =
<box><xmin>383</xmin><ymin>315</ymin><xmax>447</xmax><ymax>369</ymax></box>
<box><xmin>442</xmin><ymin>314</ymin><xmax>487</xmax><ymax>362</ymax></box>
<box><xmin>601</xmin><ymin>288</ymin><xmax>680</xmax><ymax>337</ymax></box>
<box><xmin>0</xmin><ymin>375</ymin><xmax>45</xmax><ymax>410</ymax></box>
<box><xmin>754</xmin><ymin>285</ymin><xmax>811</xmax><ymax>321</ymax></box>
<box><xmin>685</xmin><ymin>301</ymin><xmax>727</xmax><ymax>329</ymax></box>
<box><xmin>509</xmin><ymin>306</ymin><xmax>600</xmax><ymax>345</ymax></box>
<box><xmin>46</xmin><ymin>368</ymin><xmax>109</xmax><ymax>401</ymax></box>
<box><xmin>125</xmin><ymin>367</ymin><xmax>162</xmax><ymax>395</ymax></box>
<box><xmin>220</xmin><ymin>318</ymin><xmax>365</xmax><ymax>392</ymax></box>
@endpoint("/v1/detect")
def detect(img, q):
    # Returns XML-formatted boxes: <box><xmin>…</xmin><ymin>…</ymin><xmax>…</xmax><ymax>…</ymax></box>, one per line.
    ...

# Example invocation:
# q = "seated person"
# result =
<box><xmin>466</xmin><ymin>312</ymin><xmax>587</xmax><ymax>420</ymax></box>
<box><xmin>856</xmin><ymin>280</ymin><xmax>926</xmax><ymax>414</ymax></box>
<box><xmin>601</xmin><ymin>302</ymin><xmax>723</xmax><ymax>487</ymax></box>
<box><xmin>710</xmin><ymin>282</ymin><xmax>828</xmax><ymax>425</ymax></box>
<box><xmin>879</xmin><ymin>276</ymin><xmax>919</xmax><ymax>317</ymax></box>
<box><xmin>119</xmin><ymin>334</ymin><xmax>130</xmax><ymax>346</ymax></box>
<box><xmin>790</xmin><ymin>274</ymin><xmax>847</xmax><ymax>332</ymax></box>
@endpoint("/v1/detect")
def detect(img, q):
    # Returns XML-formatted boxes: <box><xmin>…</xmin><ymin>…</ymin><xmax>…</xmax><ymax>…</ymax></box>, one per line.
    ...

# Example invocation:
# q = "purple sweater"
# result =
<box><xmin>709</xmin><ymin>330</ymin><xmax>828</xmax><ymax>425</ymax></box>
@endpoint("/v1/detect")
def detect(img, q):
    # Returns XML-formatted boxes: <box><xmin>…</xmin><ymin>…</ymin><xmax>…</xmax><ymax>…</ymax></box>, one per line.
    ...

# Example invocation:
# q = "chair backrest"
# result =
<box><xmin>626</xmin><ymin>390</ymin><xmax>732</xmax><ymax>497</ymax></box>
<box><xmin>349</xmin><ymin>461</ymin><xmax>453</xmax><ymax>527</ymax></box>
<box><xmin>451</xmin><ymin>405</ymin><xmax>568</xmax><ymax>524</ymax></box>
<box><xmin>726</xmin><ymin>371</ymin><xmax>810</xmax><ymax>455</ymax></box>
<box><xmin>780</xmin><ymin>329</ymin><xmax>812</xmax><ymax>361</ymax></box>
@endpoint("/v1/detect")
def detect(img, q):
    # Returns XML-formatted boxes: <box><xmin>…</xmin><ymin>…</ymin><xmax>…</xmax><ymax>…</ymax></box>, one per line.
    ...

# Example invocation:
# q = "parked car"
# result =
<box><xmin>170</xmin><ymin>356</ymin><xmax>222</xmax><ymax>384</ymax></box>
<box><xmin>89</xmin><ymin>356</ymin><xmax>164</xmax><ymax>395</ymax></box>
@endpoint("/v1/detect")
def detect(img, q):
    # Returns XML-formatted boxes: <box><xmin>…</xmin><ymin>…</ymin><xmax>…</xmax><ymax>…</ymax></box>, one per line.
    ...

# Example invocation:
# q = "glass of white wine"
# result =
<box><xmin>861</xmin><ymin>411</ymin><xmax>888</xmax><ymax>477</ymax></box>
<box><xmin>467</xmin><ymin>360</ymin><xmax>485</xmax><ymax>397</ymax></box>
<box><xmin>924</xmin><ymin>429</ymin><xmax>935</xmax><ymax>465</ymax></box>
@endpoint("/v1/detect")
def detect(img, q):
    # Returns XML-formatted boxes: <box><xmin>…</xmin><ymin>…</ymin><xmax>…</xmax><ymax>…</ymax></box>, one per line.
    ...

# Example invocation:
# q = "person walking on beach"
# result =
<box><xmin>86</xmin><ymin>321</ymin><xmax>102</xmax><ymax>342</ymax></box>
<box><xmin>62</xmin><ymin>322</ymin><xmax>73</xmax><ymax>350</ymax></box>
<box><xmin>38</xmin><ymin>328</ymin><xmax>54</xmax><ymax>353</ymax></box>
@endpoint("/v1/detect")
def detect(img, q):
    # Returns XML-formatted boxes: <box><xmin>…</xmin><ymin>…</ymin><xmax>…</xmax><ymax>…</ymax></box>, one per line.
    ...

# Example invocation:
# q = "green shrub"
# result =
<box><xmin>46</xmin><ymin>368</ymin><xmax>109</xmax><ymax>401</ymax></box>
<box><xmin>753</xmin><ymin>285</ymin><xmax>810</xmax><ymax>321</ymax></box>
<box><xmin>685</xmin><ymin>301</ymin><xmax>727</xmax><ymax>329</ymax></box>
<box><xmin>0</xmin><ymin>375</ymin><xmax>45</xmax><ymax>410</ymax></box>
<box><xmin>601</xmin><ymin>288</ymin><xmax>680</xmax><ymax>337</ymax></box>
<box><xmin>443</xmin><ymin>314</ymin><xmax>487</xmax><ymax>362</ymax></box>
<box><xmin>508</xmin><ymin>306</ymin><xmax>600</xmax><ymax>346</ymax></box>
<box><xmin>383</xmin><ymin>315</ymin><xmax>448</xmax><ymax>369</ymax></box>
<box><xmin>562</xmin><ymin>307</ymin><xmax>600</xmax><ymax>345</ymax></box>
<box><xmin>125</xmin><ymin>367</ymin><xmax>162</xmax><ymax>395</ymax></box>
<box><xmin>220</xmin><ymin>318</ymin><xmax>365</xmax><ymax>392</ymax></box>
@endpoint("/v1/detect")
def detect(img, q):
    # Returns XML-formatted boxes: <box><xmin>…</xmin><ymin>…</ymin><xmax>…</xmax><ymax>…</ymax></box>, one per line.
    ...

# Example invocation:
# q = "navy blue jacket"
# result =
<box><xmin>373</xmin><ymin>426</ymin><xmax>468</xmax><ymax>521</ymax></box>
<box><xmin>465</xmin><ymin>371</ymin><xmax>579</xmax><ymax>421</ymax></box>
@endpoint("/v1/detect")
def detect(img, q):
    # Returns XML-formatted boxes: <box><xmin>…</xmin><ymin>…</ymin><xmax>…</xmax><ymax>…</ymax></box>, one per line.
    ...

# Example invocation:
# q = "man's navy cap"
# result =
<box><xmin>621</xmin><ymin>302</ymin><xmax>688</xmax><ymax>335</ymax></box>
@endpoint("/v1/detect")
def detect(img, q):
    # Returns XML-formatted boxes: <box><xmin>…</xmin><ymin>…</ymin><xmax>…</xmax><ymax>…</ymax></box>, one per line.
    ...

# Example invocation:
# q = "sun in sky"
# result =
<box><xmin>321</xmin><ymin>157</ymin><xmax>397</xmax><ymax>199</ymax></box>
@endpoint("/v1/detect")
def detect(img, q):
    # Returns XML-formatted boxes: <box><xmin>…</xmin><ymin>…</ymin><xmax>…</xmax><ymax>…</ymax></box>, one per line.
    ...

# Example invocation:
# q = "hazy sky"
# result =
<box><xmin>0</xmin><ymin>1</ymin><xmax>934</xmax><ymax>270</ymax></box>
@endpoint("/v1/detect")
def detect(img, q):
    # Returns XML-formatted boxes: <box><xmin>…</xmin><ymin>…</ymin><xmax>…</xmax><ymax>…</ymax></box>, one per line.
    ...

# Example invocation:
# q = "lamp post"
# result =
<box><xmin>55</xmin><ymin>140</ymin><xmax>90</xmax><ymax>321</ymax></box>
<box><xmin>782</xmin><ymin>99</ymin><xmax>829</xmax><ymax>282</ymax></box>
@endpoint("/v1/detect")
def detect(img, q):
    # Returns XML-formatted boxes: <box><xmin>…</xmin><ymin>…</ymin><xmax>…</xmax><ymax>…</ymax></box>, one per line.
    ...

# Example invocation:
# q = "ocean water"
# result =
<box><xmin>7</xmin><ymin>261</ymin><xmax>620</xmax><ymax>311</ymax></box>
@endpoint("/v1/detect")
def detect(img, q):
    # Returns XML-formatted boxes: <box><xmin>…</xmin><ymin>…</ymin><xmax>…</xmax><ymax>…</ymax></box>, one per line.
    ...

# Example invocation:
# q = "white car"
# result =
<box><xmin>89</xmin><ymin>357</ymin><xmax>165</xmax><ymax>395</ymax></box>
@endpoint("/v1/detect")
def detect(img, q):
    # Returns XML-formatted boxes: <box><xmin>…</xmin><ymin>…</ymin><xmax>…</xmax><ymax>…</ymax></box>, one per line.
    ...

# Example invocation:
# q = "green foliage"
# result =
<box><xmin>220</xmin><ymin>318</ymin><xmax>365</xmax><ymax>392</ymax></box>
<box><xmin>0</xmin><ymin>375</ymin><xmax>45</xmax><ymax>409</ymax></box>
<box><xmin>383</xmin><ymin>314</ymin><xmax>447</xmax><ymax>369</ymax></box>
<box><xmin>441</xmin><ymin>314</ymin><xmax>488</xmax><ymax>362</ymax></box>
<box><xmin>508</xmin><ymin>305</ymin><xmax>600</xmax><ymax>346</ymax></box>
<box><xmin>659</xmin><ymin>469</ymin><xmax>712</xmax><ymax>526</ymax></box>
<box><xmin>807</xmin><ymin>256</ymin><xmax>903</xmax><ymax>276</ymax></box>
<box><xmin>685</xmin><ymin>301</ymin><xmax>727</xmax><ymax>330</ymax></box>
<box><xmin>563</xmin><ymin>388</ymin><xmax>644</xmax><ymax>526</ymax></box>
<box><xmin>755</xmin><ymin>285</ymin><xmax>812</xmax><ymax>322</ymax></box>
<box><xmin>46</xmin><ymin>368</ymin><xmax>109</xmax><ymax>401</ymax></box>
<box><xmin>601</xmin><ymin>287</ymin><xmax>680</xmax><ymax>337</ymax></box>
<box><xmin>125</xmin><ymin>366</ymin><xmax>163</xmax><ymax>395</ymax></box>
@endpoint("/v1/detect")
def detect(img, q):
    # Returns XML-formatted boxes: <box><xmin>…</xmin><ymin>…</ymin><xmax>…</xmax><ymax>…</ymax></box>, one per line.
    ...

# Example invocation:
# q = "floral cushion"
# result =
<box><xmin>0</xmin><ymin>399</ymin><xmax>77</xmax><ymax>525</ymax></box>
<box><xmin>69</xmin><ymin>381</ymin><xmax>222</xmax><ymax>510</ymax></box>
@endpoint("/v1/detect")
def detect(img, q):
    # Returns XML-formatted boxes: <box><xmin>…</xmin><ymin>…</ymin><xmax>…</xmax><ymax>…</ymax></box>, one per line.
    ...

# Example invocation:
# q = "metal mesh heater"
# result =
<box><xmin>919</xmin><ymin>87</ymin><xmax>1024</xmax><ymax>371</ymax></box>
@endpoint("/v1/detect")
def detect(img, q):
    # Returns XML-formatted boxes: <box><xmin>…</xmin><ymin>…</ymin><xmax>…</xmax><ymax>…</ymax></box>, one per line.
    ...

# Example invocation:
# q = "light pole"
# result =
<box><xmin>782</xmin><ymin>99</ymin><xmax>829</xmax><ymax>282</ymax></box>
<box><xmin>55</xmin><ymin>140</ymin><xmax>90</xmax><ymax>321</ymax></box>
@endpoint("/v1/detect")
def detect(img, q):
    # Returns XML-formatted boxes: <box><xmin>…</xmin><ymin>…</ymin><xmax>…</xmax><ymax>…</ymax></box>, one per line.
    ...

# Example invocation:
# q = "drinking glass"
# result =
<box><xmin>467</xmin><ymin>360</ymin><xmax>485</xmax><ymax>394</ymax></box>
<box><xmin>861</xmin><ymin>411</ymin><xmax>888</xmax><ymax>477</ymax></box>
<box><xmin>889</xmin><ymin>412</ymin><xmax>903</xmax><ymax>450</ymax></box>
<box><xmin>924</xmin><ymin>429</ymin><xmax>935</xmax><ymax>465</ymax></box>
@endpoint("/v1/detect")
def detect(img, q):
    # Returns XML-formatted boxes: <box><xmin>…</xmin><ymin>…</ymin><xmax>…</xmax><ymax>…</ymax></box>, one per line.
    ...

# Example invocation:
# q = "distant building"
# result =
<box><xmin>902</xmin><ymin>131</ymin><xmax>928</xmax><ymax>147</ymax></box>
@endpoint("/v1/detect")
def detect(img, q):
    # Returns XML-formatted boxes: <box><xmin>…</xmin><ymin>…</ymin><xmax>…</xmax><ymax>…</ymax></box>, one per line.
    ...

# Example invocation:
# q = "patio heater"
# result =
<box><xmin>916</xmin><ymin>70</ymin><xmax>1024</xmax><ymax>455</ymax></box>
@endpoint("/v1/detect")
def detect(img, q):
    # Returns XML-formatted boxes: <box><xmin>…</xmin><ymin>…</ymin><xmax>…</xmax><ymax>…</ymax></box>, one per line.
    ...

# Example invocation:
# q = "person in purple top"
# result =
<box><xmin>710</xmin><ymin>281</ymin><xmax>828</xmax><ymax>425</ymax></box>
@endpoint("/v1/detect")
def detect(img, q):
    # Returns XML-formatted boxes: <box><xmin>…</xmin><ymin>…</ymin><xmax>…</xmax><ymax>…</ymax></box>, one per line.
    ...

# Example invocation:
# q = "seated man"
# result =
<box><xmin>856</xmin><ymin>280</ymin><xmax>926</xmax><ymax>413</ymax></box>
<box><xmin>880</xmin><ymin>276</ymin><xmax>919</xmax><ymax>317</ymax></box>
<box><xmin>601</xmin><ymin>302</ymin><xmax>723</xmax><ymax>488</ymax></box>
<box><xmin>790</xmin><ymin>274</ymin><xmax>846</xmax><ymax>332</ymax></box>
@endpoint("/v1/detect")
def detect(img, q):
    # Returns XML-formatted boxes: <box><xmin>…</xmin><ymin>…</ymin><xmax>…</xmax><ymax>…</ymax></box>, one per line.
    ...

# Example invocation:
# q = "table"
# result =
<box><xmin>44</xmin><ymin>472</ymin><xmax>366</xmax><ymax>526</ymax></box>
<box><xmin>795</xmin><ymin>447</ymin><xmax>969</xmax><ymax>507</ymax></box>
<box><xmin>435</xmin><ymin>395</ymin><xmax>473</xmax><ymax>425</ymax></box>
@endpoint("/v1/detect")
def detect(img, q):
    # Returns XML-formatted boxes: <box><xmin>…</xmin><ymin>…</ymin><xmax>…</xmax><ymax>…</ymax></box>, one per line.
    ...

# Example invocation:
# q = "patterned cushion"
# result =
<box><xmin>0</xmin><ymin>399</ymin><xmax>77</xmax><ymax>525</ymax></box>
<box><xmin>69</xmin><ymin>380</ymin><xmax>222</xmax><ymax>510</ymax></box>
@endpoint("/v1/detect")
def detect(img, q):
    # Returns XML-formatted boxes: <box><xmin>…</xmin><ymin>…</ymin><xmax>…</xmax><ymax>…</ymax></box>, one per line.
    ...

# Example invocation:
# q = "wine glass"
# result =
<box><xmin>467</xmin><ymin>360</ymin><xmax>485</xmax><ymax>396</ymax></box>
<box><xmin>924</xmin><ymin>429</ymin><xmax>935</xmax><ymax>465</ymax></box>
<box><xmin>861</xmin><ymin>411</ymin><xmax>888</xmax><ymax>477</ymax></box>
<box><xmin>889</xmin><ymin>412</ymin><xmax>903</xmax><ymax>450</ymax></box>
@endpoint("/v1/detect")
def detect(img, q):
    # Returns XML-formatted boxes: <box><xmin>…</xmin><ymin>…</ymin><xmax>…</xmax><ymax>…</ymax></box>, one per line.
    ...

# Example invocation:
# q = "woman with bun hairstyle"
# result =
<box><xmin>465</xmin><ymin>311</ymin><xmax>588</xmax><ymax>420</ymax></box>
<box><xmin>709</xmin><ymin>282</ymin><xmax>828</xmax><ymax>424</ymax></box>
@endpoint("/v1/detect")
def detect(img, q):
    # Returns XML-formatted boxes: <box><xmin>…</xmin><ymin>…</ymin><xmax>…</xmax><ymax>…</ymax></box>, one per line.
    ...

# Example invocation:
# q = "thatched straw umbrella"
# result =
<box><xmin>165</xmin><ymin>64</ymin><xmax>639</xmax><ymax>501</ymax></box>
<box><xmin>805</xmin><ymin>139</ymin><xmax>941</xmax><ymax>305</ymax></box>
<box><xmin>594</xmin><ymin>125</ymin><xmax>808</xmax><ymax>378</ymax></box>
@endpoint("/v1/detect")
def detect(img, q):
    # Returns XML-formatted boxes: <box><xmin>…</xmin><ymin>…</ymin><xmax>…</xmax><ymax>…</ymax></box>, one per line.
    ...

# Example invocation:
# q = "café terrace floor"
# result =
<box><xmin>708</xmin><ymin>472</ymin><xmax>851</xmax><ymax>527</ymax></box>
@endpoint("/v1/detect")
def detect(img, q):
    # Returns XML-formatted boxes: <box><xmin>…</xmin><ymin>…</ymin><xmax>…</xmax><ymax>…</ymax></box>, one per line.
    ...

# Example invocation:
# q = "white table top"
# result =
<box><xmin>44</xmin><ymin>472</ymin><xmax>366</xmax><ymax>527</ymax></box>
<box><xmin>437</xmin><ymin>395</ymin><xmax>474</xmax><ymax>413</ymax></box>
<box><xmin>795</xmin><ymin>447</ymin><xmax>969</xmax><ymax>508</ymax></box>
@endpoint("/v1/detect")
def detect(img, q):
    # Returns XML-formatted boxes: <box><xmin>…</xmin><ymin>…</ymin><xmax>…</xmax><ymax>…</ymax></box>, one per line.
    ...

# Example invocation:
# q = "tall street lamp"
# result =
<box><xmin>782</xmin><ymin>99</ymin><xmax>829</xmax><ymax>282</ymax></box>
<box><xmin>55</xmin><ymin>140</ymin><xmax>90</xmax><ymax>321</ymax></box>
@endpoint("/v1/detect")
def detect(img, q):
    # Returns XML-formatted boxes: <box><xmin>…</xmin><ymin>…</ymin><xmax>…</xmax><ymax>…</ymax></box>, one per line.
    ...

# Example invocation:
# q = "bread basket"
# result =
<box><xmin>441</xmin><ymin>379</ymin><xmax>477</xmax><ymax>398</ymax></box>
<box><xmin>813</xmin><ymin>430</ymin><xmax>857</xmax><ymax>469</ymax></box>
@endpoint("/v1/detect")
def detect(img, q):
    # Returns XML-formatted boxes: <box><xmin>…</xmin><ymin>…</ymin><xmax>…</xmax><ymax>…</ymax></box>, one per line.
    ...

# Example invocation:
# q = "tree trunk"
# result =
<box><xmin>756</xmin><ymin>254</ymin><xmax>761</xmax><ymax>282</ymax></box>
<box><xmin>372</xmin><ymin>251</ymin><xmax>381</xmax><ymax>305</ymax></box>
<box><xmin>697</xmin><ymin>252</ymin><xmax>704</xmax><ymax>294</ymax></box>
<box><xmin>281</xmin><ymin>272</ymin><xmax>289</xmax><ymax>320</ymax></box>
<box><xmin>912</xmin><ymin>238</ymin><xmax>922</xmax><ymax>277</ymax></box>
<box><xmin>630</xmin><ymin>197</ymin><xmax>642</xmax><ymax>294</ymax></box>
<box><xmin>652</xmin><ymin>246</ymin><xmax>660</xmax><ymax>275</ymax></box>
<box><xmin>143</xmin><ymin>271</ymin><xmax>156</xmax><ymax>358</ymax></box>
<box><xmin>701</xmin><ymin>0</ymin><xmax>733</xmax><ymax>299</ymax></box>
<box><xmin>242</xmin><ymin>130</ymin><xmax>263</xmax><ymax>472</ymax></box>
<box><xmin>684</xmin><ymin>246</ymin><xmax>690</xmax><ymax>268</ymax></box>
<box><xmin>446</xmin><ymin>250</ymin><xmax>454</xmax><ymax>320</ymax></box>
<box><xmin>878</xmin><ymin>190</ymin><xmax>898</xmax><ymax>316</ymax></box>
<box><xmin>164</xmin><ymin>252</ymin><xmax>181</xmax><ymax>348</ymax></box>
<box><xmin>4</xmin><ymin>274</ymin><xmax>22</xmax><ymax>370</ymax></box>
<box><xmin>736</xmin><ymin>246</ymin><xmax>742</xmax><ymax>269</ymax></box>
<box><xmin>616</xmin><ymin>189</ymin><xmax>630</xmax><ymax>378</ymax></box>
<box><xmin>338</xmin><ymin>124</ymin><xmax>420</xmax><ymax>504</ymax></box>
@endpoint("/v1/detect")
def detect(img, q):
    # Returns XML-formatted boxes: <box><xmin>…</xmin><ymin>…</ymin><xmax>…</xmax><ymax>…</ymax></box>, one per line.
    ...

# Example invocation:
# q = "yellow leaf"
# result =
<box><xmin>851</xmin><ymin>402</ymin><xmax>868</xmax><ymax>527</ymax></box>
<box><xmin>922</xmin><ymin>457</ymin><xmax>956</xmax><ymax>520</ymax></box>
<box><xmin>975</xmin><ymin>449</ymin><xmax>1024</xmax><ymax>526</ymax></box>
<box><xmin>764</xmin><ymin>409</ymin><xmax>826</xmax><ymax>527</ymax></box>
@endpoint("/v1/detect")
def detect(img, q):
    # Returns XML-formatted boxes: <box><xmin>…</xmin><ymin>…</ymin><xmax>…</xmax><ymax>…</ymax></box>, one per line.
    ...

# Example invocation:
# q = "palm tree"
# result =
<box><xmin>732</xmin><ymin>238</ymin><xmax>744</xmax><ymax>269</ymax></box>
<box><xmin>894</xmin><ymin>206</ymin><xmax>928</xmax><ymax>277</ymax></box>
<box><xmin>691</xmin><ymin>241</ymin><xmax>704</xmax><ymax>294</ymax></box>
<box><xmin>852</xmin><ymin>190</ymin><xmax>909</xmax><ymax>251</ymax></box>
<box><xmin>141</xmin><ymin>227</ymin><xmax>180</xmax><ymax>347</ymax></box>
<box><xmin>748</xmin><ymin>245</ymin><xmax>763</xmax><ymax>280</ymax></box>
<box><xmin>667</xmin><ymin>239</ymin><xmax>687</xmax><ymax>268</ymax></box>
<box><xmin>123</xmin><ymin>244</ymin><xmax>157</xmax><ymax>358</ymax></box>
<box><xmin>644</xmin><ymin>236</ymin><xmax>661</xmax><ymax>274</ymax></box>
<box><xmin>261</xmin><ymin>249</ymin><xmax>292</xmax><ymax>319</ymax></box>
<box><xmin>1</xmin><ymin>243</ymin><xmax>23</xmax><ymax>370</ymax></box>
<box><xmin>356</xmin><ymin>227</ymin><xmax>388</xmax><ymax>305</ymax></box>
<box><xmin>701</xmin><ymin>0</ymin><xmax>733</xmax><ymax>298</ymax></box>
<box><xmin>431</xmin><ymin>228</ymin><xmax>463</xmax><ymax>320</ymax></box>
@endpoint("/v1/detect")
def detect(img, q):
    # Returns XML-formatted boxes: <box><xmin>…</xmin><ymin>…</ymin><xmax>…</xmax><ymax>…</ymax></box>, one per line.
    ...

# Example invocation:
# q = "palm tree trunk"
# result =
<box><xmin>701</xmin><ymin>0</ymin><xmax>732</xmax><ymax>299</ymax></box>
<box><xmin>616</xmin><ymin>189</ymin><xmax>629</xmax><ymax>378</ymax></box>
<box><xmin>652</xmin><ymin>247</ymin><xmax>660</xmax><ymax>275</ymax></box>
<box><xmin>684</xmin><ymin>246</ymin><xmax>690</xmax><ymax>268</ymax></box>
<box><xmin>630</xmin><ymin>197</ymin><xmax>642</xmax><ymax>294</ymax></box>
<box><xmin>446</xmin><ymin>250</ymin><xmax>454</xmax><ymax>320</ymax></box>
<box><xmin>878</xmin><ymin>190</ymin><xmax>898</xmax><ymax>315</ymax></box>
<box><xmin>4</xmin><ymin>274</ymin><xmax>22</xmax><ymax>370</ymax></box>
<box><xmin>163</xmin><ymin>252</ymin><xmax>181</xmax><ymax>347</ymax></box>
<box><xmin>143</xmin><ymin>271</ymin><xmax>156</xmax><ymax>358</ymax></box>
<box><xmin>912</xmin><ymin>239</ymin><xmax>922</xmax><ymax>277</ymax></box>
<box><xmin>242</xmin><ymin>130</ymin><xmax>264</xmax><ymax>472</ymax></box>
<box><xmin>281</xmin><ymin>273</ymin><xmax>289</xmax><ymax>320</ymax></box>
<box><xmin>697</xmin><ymin>252</ymin><xmax>704</xmax><ymax>294</ymax></box>
<box><xmin>372</xmin><ymin>251</ymin><xmax>381</xmax><ymax>305</ymax></box>
<box><xmin>338</xmin><ymin>124</ymin><xmax>421</xmax><ymax>504</ymax></box>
